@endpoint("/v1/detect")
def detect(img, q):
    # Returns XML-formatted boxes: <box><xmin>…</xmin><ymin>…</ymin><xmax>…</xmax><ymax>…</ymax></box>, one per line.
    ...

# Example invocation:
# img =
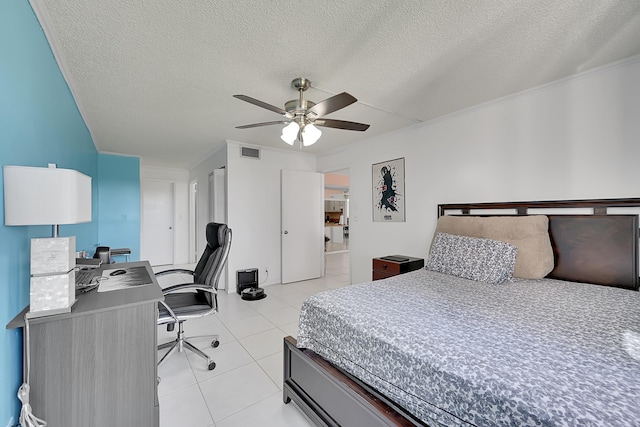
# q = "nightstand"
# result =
<box><xmin>372</xmin><ymin>255</ymin><xmax>425</xmax><ymax>280</ymax></box>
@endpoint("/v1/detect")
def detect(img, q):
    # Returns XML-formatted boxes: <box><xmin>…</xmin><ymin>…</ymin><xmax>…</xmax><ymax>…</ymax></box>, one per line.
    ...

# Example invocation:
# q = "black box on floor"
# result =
<box><xmin>236</xmin><ymin>268</ymin><xmax>258</xmax><ymax>294</ymax></box>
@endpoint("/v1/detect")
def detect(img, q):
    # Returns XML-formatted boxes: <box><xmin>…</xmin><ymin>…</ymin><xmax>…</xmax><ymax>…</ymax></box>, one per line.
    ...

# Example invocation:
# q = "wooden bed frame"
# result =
<box><xmin>283</xmin><ymin>198</ymin><xmax>640</xmax><ymax>426</ymax></box>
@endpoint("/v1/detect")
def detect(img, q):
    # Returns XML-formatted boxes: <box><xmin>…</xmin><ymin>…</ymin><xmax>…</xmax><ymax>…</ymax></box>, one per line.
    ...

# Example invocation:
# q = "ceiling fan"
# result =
<box><xmin>233</xmin><ymin>77</ymin><xmax>370</xmax><ymax>147</ymax></box>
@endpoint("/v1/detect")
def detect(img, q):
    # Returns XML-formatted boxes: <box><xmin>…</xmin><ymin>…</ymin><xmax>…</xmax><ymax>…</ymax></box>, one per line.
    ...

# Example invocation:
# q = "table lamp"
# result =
<box><xmin>3</xmin><ymin>164</ymin><xmax>92</xmax><ymax>317</ymax></box>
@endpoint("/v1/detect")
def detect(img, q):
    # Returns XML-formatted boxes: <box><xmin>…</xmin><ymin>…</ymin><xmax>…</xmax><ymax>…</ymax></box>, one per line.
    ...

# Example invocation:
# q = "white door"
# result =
<box><xmin>141</xmin><ymin>180</ymin><xmax>174</xmax><ymax>266</ymax></box>
<box><xmin>281</xmin><ymin>170</ymin><xmax>324</xmax><ymax>283</ymax></box>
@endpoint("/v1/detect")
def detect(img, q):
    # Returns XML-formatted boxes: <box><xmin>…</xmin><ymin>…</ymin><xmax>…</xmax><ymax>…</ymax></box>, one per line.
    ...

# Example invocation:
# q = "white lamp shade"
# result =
<box><xmin>302</xmin><ymin>124</ymin><xmax>322</xmax><ymax>146</ymax></box>
<box><xmin>3</xmin><ymin>165</ymin><xmax>92</xmax><ymax>226</ymax></box>
<box><xmin>281</xmin><ymin>121</ymin><xmax>299</xmax><ymax>145</ymax></box>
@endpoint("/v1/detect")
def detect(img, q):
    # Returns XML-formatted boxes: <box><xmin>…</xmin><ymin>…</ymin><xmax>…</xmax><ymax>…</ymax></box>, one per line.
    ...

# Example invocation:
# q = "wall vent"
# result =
<box><xmin>240</xmin><ymin>146</ymin><xmax>261</xmax><ymax>159</ymax></box>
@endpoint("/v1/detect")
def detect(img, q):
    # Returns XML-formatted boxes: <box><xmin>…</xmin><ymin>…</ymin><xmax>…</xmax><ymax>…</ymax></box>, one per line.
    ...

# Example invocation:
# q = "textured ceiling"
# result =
<box><xmin>31</xmin><ymin>0</ymin><xmax>640</xmax><ymax>168</ymax></box>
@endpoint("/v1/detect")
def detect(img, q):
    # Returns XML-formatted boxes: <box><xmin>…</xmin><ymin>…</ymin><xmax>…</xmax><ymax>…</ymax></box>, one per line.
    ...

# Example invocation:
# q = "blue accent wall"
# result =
<box><xmin>0</xmin><ymin>2</ymin><xmax>97</xmax><ymax>423</ymax></box>
<box><xmin>0</xmin><ymin>3</ymin><xmax>140</xmax><ymax>424</ymax></box>
<box><xmin>98</xmin><ymin>154</ymin><xmax>141</xmax><ymax>261</ymax></box>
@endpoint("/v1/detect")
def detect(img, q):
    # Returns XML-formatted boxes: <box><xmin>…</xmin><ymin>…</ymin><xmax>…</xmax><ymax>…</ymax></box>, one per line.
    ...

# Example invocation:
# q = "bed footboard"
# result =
<box><xmin>283</xmin><ymin>336</ymin><xmax>423</xmax><ymax>427</ymax></box>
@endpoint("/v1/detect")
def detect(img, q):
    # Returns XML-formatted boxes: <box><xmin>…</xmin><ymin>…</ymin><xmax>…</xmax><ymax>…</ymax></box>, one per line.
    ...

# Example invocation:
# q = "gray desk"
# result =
<box><xmin>7</xmin><ymin>261</ymin><xmax>163</xmax><ymax>427</ymax></box>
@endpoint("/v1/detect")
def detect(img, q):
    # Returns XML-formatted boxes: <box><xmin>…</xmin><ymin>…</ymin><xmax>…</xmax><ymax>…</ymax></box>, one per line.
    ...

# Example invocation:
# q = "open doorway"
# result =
<box><xmin>323</xmin><ymin>170</ymin><xmax>350</xmax><ymax>253</ymax></box>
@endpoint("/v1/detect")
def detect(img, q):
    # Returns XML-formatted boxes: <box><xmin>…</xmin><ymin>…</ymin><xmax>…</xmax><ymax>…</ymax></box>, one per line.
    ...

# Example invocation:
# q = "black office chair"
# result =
<box><xmin>156</xmin><ymin>222</ymin><xmax>232</xmax><ymax>370</ymax></box>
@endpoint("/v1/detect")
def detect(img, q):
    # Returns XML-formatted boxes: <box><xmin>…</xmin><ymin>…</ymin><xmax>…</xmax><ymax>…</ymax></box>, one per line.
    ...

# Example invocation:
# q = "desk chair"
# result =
<box><xmin>156</xmin><ymin>222</ymin><xmax>231</xmax><ymax>370</ymax></box>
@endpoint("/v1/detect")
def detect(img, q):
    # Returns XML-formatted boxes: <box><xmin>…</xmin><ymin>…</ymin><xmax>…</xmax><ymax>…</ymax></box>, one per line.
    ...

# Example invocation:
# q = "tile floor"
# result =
<box><xmin>156</xmin><ymin>251</ymin><xmax>351</xmax><ymax>427</ymax></box>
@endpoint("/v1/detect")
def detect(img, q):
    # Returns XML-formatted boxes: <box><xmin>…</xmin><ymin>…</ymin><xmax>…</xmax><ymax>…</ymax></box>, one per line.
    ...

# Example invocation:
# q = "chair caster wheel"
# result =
<box><xmin>208</xmin><ymin>361</ymin><xmax>216</xmax><ymax>371</ymax></box>
<box><xmin>211</xmin><ymin>340</ymin><xmax>220</xmax><ymax>348</ymax></box>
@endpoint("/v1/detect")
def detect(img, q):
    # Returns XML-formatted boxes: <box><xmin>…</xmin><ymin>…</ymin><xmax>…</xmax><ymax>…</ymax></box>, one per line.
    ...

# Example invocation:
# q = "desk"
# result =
<box><xmin>7</xmin><ymin>261</ymin><xmax>163</xmax><ymax>427</ymax></box>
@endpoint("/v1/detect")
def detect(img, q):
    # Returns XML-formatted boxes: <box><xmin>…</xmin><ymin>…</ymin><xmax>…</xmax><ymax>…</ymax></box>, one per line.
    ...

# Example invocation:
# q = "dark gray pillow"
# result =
<box><xmin>426</xmin><ymin>232</ymin><xmax>518</xmax><ymax>284</ymax></box>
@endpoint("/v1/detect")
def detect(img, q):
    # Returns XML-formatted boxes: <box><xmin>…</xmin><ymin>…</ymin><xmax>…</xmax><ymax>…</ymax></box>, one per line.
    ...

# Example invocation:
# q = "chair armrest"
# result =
<box><xmin>158</xmin><ymin>299</ymin><xmax>178</xmax><ymax>323</ymax></box>
<box><xmin>155</xmin><ymin>268</ymin><xmax>195</xmax><ymax>277</ymax></box>
<box><xmin>162</xmin><ymin>282</ymin><xmax>218</xmax><ymax>295</ymax></box>
<box><xmin>158</xmin><ymin>284</ymin><xmax>217</xmax><ymax>325</ymax></box>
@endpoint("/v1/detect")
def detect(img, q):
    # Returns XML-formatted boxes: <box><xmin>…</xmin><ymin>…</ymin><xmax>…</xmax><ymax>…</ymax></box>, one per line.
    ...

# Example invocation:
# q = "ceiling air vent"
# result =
<box><xmin>240</xmin><ymin>146</ymin><xmax>261</xmax><ymax>159</ymax></box>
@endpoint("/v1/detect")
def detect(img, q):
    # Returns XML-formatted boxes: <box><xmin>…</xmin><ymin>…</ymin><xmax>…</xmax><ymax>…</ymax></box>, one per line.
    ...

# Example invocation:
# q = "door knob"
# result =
<box><xmin>284</xmin><ymin>230</ymin><xmax>289</xmax><ymax>234</ymax></box>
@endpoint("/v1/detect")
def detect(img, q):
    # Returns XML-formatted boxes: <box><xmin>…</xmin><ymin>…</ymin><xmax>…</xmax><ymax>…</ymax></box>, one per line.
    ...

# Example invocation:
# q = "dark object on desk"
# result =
<box><xmin>93</xmin><ymin>246</ymin><xmax>112</xmax><ymax>264</ymax></box>
<box><xmin>76</xmin><ymin>257</ymin><xmax>101</xmax><ymax>266</ymax></box>
<box><xmin>156</xmin><ymin>222</ymin><xmax>232</xmax><ymax>371</ymax></box>
<box><xmin>372</xmin><ymin>255</ymin><xmax>424</xmax><ymax>280</ymax></box>
<box><xmin>110</xmin><ymin>269</ymin><xmax>126</xmax><ymax>276</ymax></box>
<box><xmin>111</xmin><ymin>247</ymin><xmax>132</xmax><ymax>262</ymax></box>
<box><xmin>110</xmin><ymin>247</ymin><xmax>131</xmax><ymax>256</ymax></box>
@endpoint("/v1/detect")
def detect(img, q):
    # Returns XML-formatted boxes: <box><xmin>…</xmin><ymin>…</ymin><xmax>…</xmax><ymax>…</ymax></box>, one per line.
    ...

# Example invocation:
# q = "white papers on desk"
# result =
<box><xmin>97</xmin><ymin>266</ymin><xmax>154</xmax><ymax>292</ymax></box>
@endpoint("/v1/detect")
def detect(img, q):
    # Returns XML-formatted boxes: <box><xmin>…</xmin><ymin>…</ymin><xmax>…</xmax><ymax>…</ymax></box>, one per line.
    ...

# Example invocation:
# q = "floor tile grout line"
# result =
<box><xmin>194</xmin><ymin>363</ymin><xmax>218</xmax><ymax>426</ymax></box>
<box><xmin>214</xmin><ymin>390</ymin><xmax>284</xmax><ymax>425</ymax></box>
<box><xmin>194</xmin><ymin>360</ymin><xmax>281</xmax><ymax>424</ymax></box>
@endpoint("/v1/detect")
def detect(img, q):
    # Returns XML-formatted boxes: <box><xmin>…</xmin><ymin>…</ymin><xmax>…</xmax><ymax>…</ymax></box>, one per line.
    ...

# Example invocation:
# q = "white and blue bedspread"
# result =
<box><xmin>297</xmin><ymin>269</ymin><xmax>640</xmax><ymax>426</ymax></box>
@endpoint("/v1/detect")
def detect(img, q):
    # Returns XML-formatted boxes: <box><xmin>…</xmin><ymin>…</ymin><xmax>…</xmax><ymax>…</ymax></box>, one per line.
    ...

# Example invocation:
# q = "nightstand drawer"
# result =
<box><xmin>372</xmin><ymin>259</ymin><xmax>402</xmax><ymax>275</ymax></box>
<box><xmin>372</xmin><ymin>270</ymin><xmax>396</xmax><ymax>281</ymax></box>
<box><xmin>372</xmin><ymin>255</ymin><xmax>425</xmax><ymax>281</ymax></box>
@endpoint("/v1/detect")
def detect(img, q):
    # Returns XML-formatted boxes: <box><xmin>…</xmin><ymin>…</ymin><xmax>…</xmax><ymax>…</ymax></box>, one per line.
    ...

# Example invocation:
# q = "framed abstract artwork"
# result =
<box><xmin>372</xmin><ymin>157</ymin><xmax>405</xmax><ymax>222</ymax></box>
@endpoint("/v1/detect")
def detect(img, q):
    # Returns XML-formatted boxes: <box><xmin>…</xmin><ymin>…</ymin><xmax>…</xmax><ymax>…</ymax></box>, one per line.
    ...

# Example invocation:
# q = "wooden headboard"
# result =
<box><xmin>438</xmin><ymin>198</ymin><xmax>640</xmax><ymax>291</ymax></box>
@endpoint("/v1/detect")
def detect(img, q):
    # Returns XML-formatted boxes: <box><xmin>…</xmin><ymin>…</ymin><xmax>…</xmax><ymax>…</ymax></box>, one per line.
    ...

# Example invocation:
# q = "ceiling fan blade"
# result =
<box><xmin>233</xmin><ymin>95</ymin><xmax>287</xmax><ymax>115</ymax></box>
<box><xmin>306</xmin><ymin>92</ymin><xmax>357</xmax><ymax>118</ymax></box>
<box><xmin>315</xmin><ymin>118</ymin><xmax>370</xmax><ymax>131</ymax></box>
<box><xmin>236</xmin><ymin>120</ymin><xmax>289</xmax><ymax>129</ymax></box>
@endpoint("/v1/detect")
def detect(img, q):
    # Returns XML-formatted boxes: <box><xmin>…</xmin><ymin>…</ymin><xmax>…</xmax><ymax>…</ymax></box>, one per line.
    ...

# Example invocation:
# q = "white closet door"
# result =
<box><xmin>281</xmin><ymin>170</ymin><xmax>324</xmax><ymax>283</ymax></box>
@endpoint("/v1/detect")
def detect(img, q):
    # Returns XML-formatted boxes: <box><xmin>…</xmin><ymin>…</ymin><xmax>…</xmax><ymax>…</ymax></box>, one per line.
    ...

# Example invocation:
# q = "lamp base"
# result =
<box><xmin>29</xmin><ymin>236</ymin><xmax>77</xmax><ymax>316</ymax></box>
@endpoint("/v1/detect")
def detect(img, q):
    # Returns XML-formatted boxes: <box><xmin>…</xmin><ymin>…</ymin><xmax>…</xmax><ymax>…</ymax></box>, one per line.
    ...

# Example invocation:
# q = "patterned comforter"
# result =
<box><xmin>297</xmin><ymin>269</ymin><xmax>640</xmax><ymax>426</ymax></box>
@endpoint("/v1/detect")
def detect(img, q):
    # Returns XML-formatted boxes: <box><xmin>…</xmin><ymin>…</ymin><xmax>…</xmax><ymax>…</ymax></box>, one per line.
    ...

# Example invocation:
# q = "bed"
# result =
<box><xmin>283</xmin><ymin>198</ymin><xmax>640</xmax><ymax>426</ymax></box>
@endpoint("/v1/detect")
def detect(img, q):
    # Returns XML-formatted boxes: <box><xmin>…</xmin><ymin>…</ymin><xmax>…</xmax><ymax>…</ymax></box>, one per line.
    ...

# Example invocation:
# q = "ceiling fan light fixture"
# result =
<box><xmin>302</xmin><ymin>123</ymin><xmax>322</xmax><ymax>146</ymax></box>
<box><xmin>281</xmin><ymin>121</ymin><xmax>299</xmax><ymax>145</ymax></box>
<box><xmin>235</xmin><ymin>77</ymin><xmax>369</xmax><ymax>148</ymax></box>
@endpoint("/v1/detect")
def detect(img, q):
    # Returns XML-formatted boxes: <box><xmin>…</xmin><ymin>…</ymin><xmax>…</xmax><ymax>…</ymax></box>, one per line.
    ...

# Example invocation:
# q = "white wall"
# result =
<box><xmin>190</xmin><ymin>144</ymin><xmax>228</xmax><ymax>258</ymax></box>
<box><xmin>318</xmin><ymin>56</ymin><xmax>640</xmax><ymax>284</ymax></box>
<box><xmin>226</xmin><ymin>141</ymin><xmax>316</xmax><ymax>291</ymax></box>
<box><xmin>140</xmin><ymin>165</ymin><xmax>190</xmax><ymax>264</ymax></box>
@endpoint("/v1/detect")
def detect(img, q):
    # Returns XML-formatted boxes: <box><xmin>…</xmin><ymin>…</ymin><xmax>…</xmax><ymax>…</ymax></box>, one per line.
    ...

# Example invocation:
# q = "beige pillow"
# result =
<box><xmin>433</xmin><ymin>215</ymin><xmax>554</xmax><ymax>279</ymax></box>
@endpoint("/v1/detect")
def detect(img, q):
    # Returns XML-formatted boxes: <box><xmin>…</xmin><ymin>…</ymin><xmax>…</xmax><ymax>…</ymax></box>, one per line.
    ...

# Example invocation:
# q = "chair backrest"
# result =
<box><xmin>193</xmin><ymin>223</ymin><xmax>232</xmax><ymax>289</ymax></box>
